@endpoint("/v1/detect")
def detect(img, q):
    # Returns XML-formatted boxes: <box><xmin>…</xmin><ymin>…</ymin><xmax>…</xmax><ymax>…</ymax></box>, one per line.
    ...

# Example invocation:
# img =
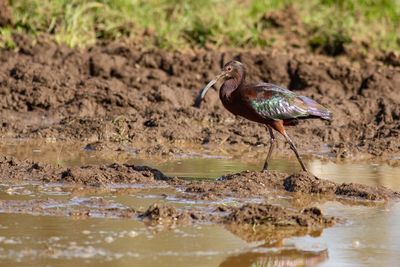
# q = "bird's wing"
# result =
<box><xmin>252</xmin><ymin>83</ymin><xmax>296</xmax><ymax>97</ymax></box>
<box><xmin>246</xmin><ymin>83</ymin><xmax>310</xmax><ymax>120</ymax></box>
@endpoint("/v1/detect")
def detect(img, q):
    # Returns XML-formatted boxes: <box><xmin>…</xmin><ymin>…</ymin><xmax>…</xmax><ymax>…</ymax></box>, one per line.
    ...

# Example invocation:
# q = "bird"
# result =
<box><xmin>193</xmin><ymin>60</ymin><xmax>332</xmax><ymax>172</ymax></box>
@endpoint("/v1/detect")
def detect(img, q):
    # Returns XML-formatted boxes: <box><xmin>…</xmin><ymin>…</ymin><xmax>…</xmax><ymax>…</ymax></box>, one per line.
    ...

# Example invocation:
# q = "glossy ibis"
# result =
<box><xmin>194</xmin><ymin>60</ymin><xmax>332</xmax><ymax>172</ymax></box>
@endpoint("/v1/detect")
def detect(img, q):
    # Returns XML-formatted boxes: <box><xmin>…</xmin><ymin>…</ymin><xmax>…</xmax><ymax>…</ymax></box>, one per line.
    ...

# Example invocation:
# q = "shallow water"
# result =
<box><xmin>1</xmin><ymin>140</ymin><xmax>399</xmax><ymax>189</ymax></box>
<box><xmin>0</xmin><ymin>140</ymin><xmax>400</xmax><ymax>266</ymax></box>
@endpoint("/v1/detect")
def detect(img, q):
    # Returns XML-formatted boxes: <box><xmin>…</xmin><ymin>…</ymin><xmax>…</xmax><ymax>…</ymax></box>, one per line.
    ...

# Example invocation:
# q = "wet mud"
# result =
<box><xmin>0</xmin><ymin>198</ymin><xmax>136</xmax><ymax>219</ymax></box>
<box><xmin>182</xmin><ymin>170</ymin><xmax>399</xmax><ymax>201</ymax></box>
<box><xmin>0</xmin><ymin>39</ymin><xmax>399</xmax><ymax>159</ymax></box>
<box><xmin>0</xmin><ymin>0</ymin><xmax>11</xmax><ymax>27</ymax></box>
<box><xmin>0</xmin><ymin>155</ymin><xmax>398</xmax><ymax>238</ymax></box>
<box><xmin>0</xmin><ymin>156</ymin><xmax>169</xmax><ymax>186</ymax></box>
<box><xmin>1</xmin><ymin>156</ymin><xmax>398</xmax><ymax>201</ymax></box>
<box><xmin>0</xmin><ymin>37</ymin><xmax>399</xmax><ymax>250</ymax></box>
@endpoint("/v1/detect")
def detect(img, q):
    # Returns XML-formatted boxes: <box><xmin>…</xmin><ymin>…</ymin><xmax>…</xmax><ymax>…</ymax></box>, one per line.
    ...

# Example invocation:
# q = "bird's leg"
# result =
<box><xmin>283</xmin><ymin>132</ymin><xmax>308</xmax><ymax>172</ymax></box>
<box><xmin>262</xmin><ymin>126</ymin><xmax>275</xmax><ymax>171</ymax></box>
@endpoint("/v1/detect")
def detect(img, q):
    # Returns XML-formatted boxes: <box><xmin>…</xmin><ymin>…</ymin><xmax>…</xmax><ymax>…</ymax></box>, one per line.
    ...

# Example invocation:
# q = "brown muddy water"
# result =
<box><xmin>0</xmin><ymin>140</ymin><xmax>400</xmax><ymax>267</ymax></box>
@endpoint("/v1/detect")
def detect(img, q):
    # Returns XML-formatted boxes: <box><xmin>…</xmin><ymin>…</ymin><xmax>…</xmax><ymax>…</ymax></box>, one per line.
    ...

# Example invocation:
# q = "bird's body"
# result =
<box><xmin>194</xmin><ymin>60</ymin><xmax>332</xmax><ymax>172</ymax></box>
<box><xmin>220</xmin><ymin>81</ymin><xmax>331</xmax><ymax>127</ymax></box>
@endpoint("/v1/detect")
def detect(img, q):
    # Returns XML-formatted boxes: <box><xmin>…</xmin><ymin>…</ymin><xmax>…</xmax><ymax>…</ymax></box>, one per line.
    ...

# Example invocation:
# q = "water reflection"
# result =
<box><xmin>219</xmin><ymin>249</ymin><xmax>328</xmax><ymax>267</ymax></box>
<box><xmin>1</xmin><ymin>182</ymin><xmax>399</xmax><ymax>267</ymax></box>
<box><xmin>0</xmin><ymin>212</ymin><xmax>330</xmax><ymax>267</ymax></box>
<box><xmin>0</xmin><ymin>140</ymin><xmax>400</xmax><ymax>266</ymax></box>
<box><xmin>220</xmin><ymin>224</ymin><xmax>328</xmax><ymax>266</ymax></box>
<box><xmin>310</xmin><ymin>160</ymin><xmax>400</xmax><ymax>190</ymax></box>
<box><xmin>0</xmin><ymin>140</ymin><xmax>399</xmax><ymax>190</ymax></box>
<box><xmin>287</xmin><ymin>202</ymin><xmax>400</xmax><ymax>267</ymax></box>
<box><xmin>0</xmin><ymin>140</ymin><xmax>398</xmax><ymax>184</ymax></box>
<box><xmin>0</xmin><ymin>214</ymin><xmax>250</xmax><ymax>267</ymax></box>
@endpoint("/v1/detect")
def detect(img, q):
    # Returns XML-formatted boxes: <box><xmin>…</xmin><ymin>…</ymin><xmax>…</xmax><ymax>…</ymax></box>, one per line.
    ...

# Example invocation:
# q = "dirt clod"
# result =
<box><xmin>52</xmin><ymin>164</ymin><xmax>170</xmax><ymax>186</ymax></box>
<box><xmin>0</xmin><ymin>156</ymin><xmax>169</xmax><ymax>186</ymax></box>
<box><xmin>139</xmin><ymin>203</ymin><xmax>190</xmax><ymax>223</ymax></box>
<box><xmin>283</xmin><ymin>172</ymin><xmax>337</xmax><ymax>194</ymax></box>
<box><xmin>224</xmin><ymin>203</ymin><xmax>334</xmax><ymax>228</ymax></box>
<box><xmin>335</xmin><ymin>183</ymin><xmax>399</xmax><ymax>201</ymax></box>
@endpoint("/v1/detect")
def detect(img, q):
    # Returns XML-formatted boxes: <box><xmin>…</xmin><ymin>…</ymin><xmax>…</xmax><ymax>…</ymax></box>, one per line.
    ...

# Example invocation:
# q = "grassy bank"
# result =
<box><xmin>1</xmin><ymin>0</ymin><xmax>399</xmax><ymax>53</ymax></box>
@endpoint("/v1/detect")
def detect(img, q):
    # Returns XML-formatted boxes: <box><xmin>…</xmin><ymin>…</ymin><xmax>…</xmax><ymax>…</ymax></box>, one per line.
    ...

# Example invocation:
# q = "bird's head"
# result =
<box><xmin>193</xmin><ymin>60</ymin><xmax>245</xmax><ymax>107</ymax></box>
<box><xmin>221</xmin><ymin>60</ymin><xmax>245</xmax><ymax>80</ymax></box>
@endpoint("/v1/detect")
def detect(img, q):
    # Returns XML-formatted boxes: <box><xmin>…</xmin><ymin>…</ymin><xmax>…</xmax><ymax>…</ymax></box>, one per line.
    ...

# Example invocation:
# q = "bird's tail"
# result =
<box><xmin>298</xmin><ymin>96</ymin><xmax>332</xmax><ymax>120</ymax></box>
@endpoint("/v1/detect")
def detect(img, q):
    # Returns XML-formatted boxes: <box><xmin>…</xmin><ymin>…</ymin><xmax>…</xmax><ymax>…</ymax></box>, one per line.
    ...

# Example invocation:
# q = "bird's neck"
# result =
<box><xmin>220</xmin><ymin>75</ymin><xmax>245</xmax><ymax>100</ymax></box>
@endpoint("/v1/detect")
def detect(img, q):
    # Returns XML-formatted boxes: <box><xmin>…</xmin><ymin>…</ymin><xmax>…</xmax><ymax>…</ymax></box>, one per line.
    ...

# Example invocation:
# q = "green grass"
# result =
<box><xmin>1</xmin><ymin>0</ymin><xmax>399</xmax><ymax>53</ymax></box>
<box><xmin>0</xmin><ymin>27</ymin><xmax>16</xmax><ymax>49</ymax></box>
<box><xmin>303</xmin><ymin>0</ymin><xmax>400</xmax><ymax>54</ymax></box>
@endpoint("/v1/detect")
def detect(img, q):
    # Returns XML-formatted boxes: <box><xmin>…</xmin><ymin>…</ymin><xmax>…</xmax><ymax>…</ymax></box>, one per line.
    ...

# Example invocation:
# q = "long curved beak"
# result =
<box><xmin>193</xmin><ymin>72</ymin><xmax>226</xmax><ymax>108</ymax></box>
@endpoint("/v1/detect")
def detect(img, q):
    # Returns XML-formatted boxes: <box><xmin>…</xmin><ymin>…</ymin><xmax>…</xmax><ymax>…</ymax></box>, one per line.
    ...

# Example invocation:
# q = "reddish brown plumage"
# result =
<box><xmin>194</xmin><ymin>60</ymin><xmax>332</xmax><ymax>172</ymax></box>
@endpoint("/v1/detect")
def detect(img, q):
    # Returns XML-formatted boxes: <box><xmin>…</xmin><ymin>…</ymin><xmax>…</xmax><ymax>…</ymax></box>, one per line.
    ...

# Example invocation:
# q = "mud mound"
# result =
<box><xmin>283</xmin><ymin>172</ymin><xmax>337</xmax><ymax>194</ymax></box>
<box><xmin>382</xmin><ymin>51</ymin><xmax>400</xmax><ymax>67</ymax></box>
<box><xmin>184</xmin><ymin>170</ymin><xmax>285</xmax><ymax>199</ymax></box>
<box><xmin>50</xmin><ymin>164</ymin><xmax>169</xmax><ymax>186</ymax></box>
<box><xmin>0</xmin><ymin>41</ymin><xmax>399</xmax><ymax>159</ymax></box>
<box><xmin>224</xmin><ymin>203</ymin><xmax>334</xmax><ymax>228</ymax></box>
<box><xmin>183</xmin><ymin>170</ymin><xmax>399</xmax><ymax>201</ymax></box>
<box><xmin>0</xmin><ymin>156</ymin><xmax>169</xmax><ymax>186</ymax></box>
<box><xmin>138</xmin><ymin>202</ymin><xmax>335</xmax><ymax>229</ymax></box>
<box><xmin>284</xmin><ymin>172</ymin><xmax>400</xmax><ymax>201</ymax></box>
<box><xmin>0</xmin><ymin>156</ymin><xmax>55</xmax><ymax>182</ymax></box>
<box><xmin>335</xmin><ymin>183</ymin><xmax>399</xmax><ymax>201</ymax></box>
<box><xmin>138</xmin><ymin>203</ymin><xmax>193</xmax><ymax>224</ymax></box>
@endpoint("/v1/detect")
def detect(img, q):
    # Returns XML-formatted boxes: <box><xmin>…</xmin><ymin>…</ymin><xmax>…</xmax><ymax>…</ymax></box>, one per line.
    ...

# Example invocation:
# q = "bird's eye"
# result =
<box><xmin>226</xmin><ymin>66</ymin><xmax>232</xmax><ymax>71</ymax></box>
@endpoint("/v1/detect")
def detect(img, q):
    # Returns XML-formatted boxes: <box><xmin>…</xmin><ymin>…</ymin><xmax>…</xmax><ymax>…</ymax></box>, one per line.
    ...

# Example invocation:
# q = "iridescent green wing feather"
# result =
<box><xmin>249</xmin><ymin>83</ymin><xmax>309</xmax><ymax>120</ymax></box>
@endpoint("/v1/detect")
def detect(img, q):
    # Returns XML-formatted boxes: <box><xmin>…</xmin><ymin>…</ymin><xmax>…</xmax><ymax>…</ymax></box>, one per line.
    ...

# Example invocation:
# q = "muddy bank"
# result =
<box><xmin>0</xmin><ymin>39</ymin><xmax>399</xmax><ymax>159</ymax></box>
<box><xmin>0</xmin><ymin>156</ymin><xmax>169</xmax><ymax>186</ymax></box>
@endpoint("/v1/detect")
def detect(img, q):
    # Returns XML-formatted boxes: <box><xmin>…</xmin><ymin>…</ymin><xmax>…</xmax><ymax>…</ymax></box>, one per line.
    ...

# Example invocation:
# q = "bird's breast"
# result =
<box><xmin>220</xmin><ymin>89</ymin><xmax>268</xmax><ymax>124</ymax></box>
<box><xmin>220</xmin><ymin>88</ymin><xmax>241</xmax><ymax>115</ymax></box>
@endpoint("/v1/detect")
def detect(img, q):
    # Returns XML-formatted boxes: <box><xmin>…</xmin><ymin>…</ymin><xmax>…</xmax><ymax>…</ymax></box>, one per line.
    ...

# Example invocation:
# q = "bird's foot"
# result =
<box><xmin>300</xmin><ymin>168</ymin><xmax>318</xmax><ymax>178</ymax></box>
<box><xmin>312</xmin><ymin>173</ymin><xmax>319</xmax><ymax>179</ymax></box>
<box><xmin>261</xmin><ymin>162</ymin><xmax>269</xmax><ymax>172</ymax></box>
<box><xmin>301</xmin><ymin>167</ymin><xmax>309</xmax><ymax>173</ymax></box>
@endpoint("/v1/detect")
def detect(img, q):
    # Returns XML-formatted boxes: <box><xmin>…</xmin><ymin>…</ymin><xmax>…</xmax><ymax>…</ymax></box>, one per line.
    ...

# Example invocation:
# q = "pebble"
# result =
<box><xmin>127</xmin><ymin>230</ymin><xmax>138</xmax><ymax>238</ymax></box>
<box><xmin>352</xmin><ymin>240</ymin><xmax>360</xmax><ymax>248</ymax></box>
<box><xmin>104</xmin><ymin>236</ymin><xmax>115</xmax><ymax>243</ymax></box>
